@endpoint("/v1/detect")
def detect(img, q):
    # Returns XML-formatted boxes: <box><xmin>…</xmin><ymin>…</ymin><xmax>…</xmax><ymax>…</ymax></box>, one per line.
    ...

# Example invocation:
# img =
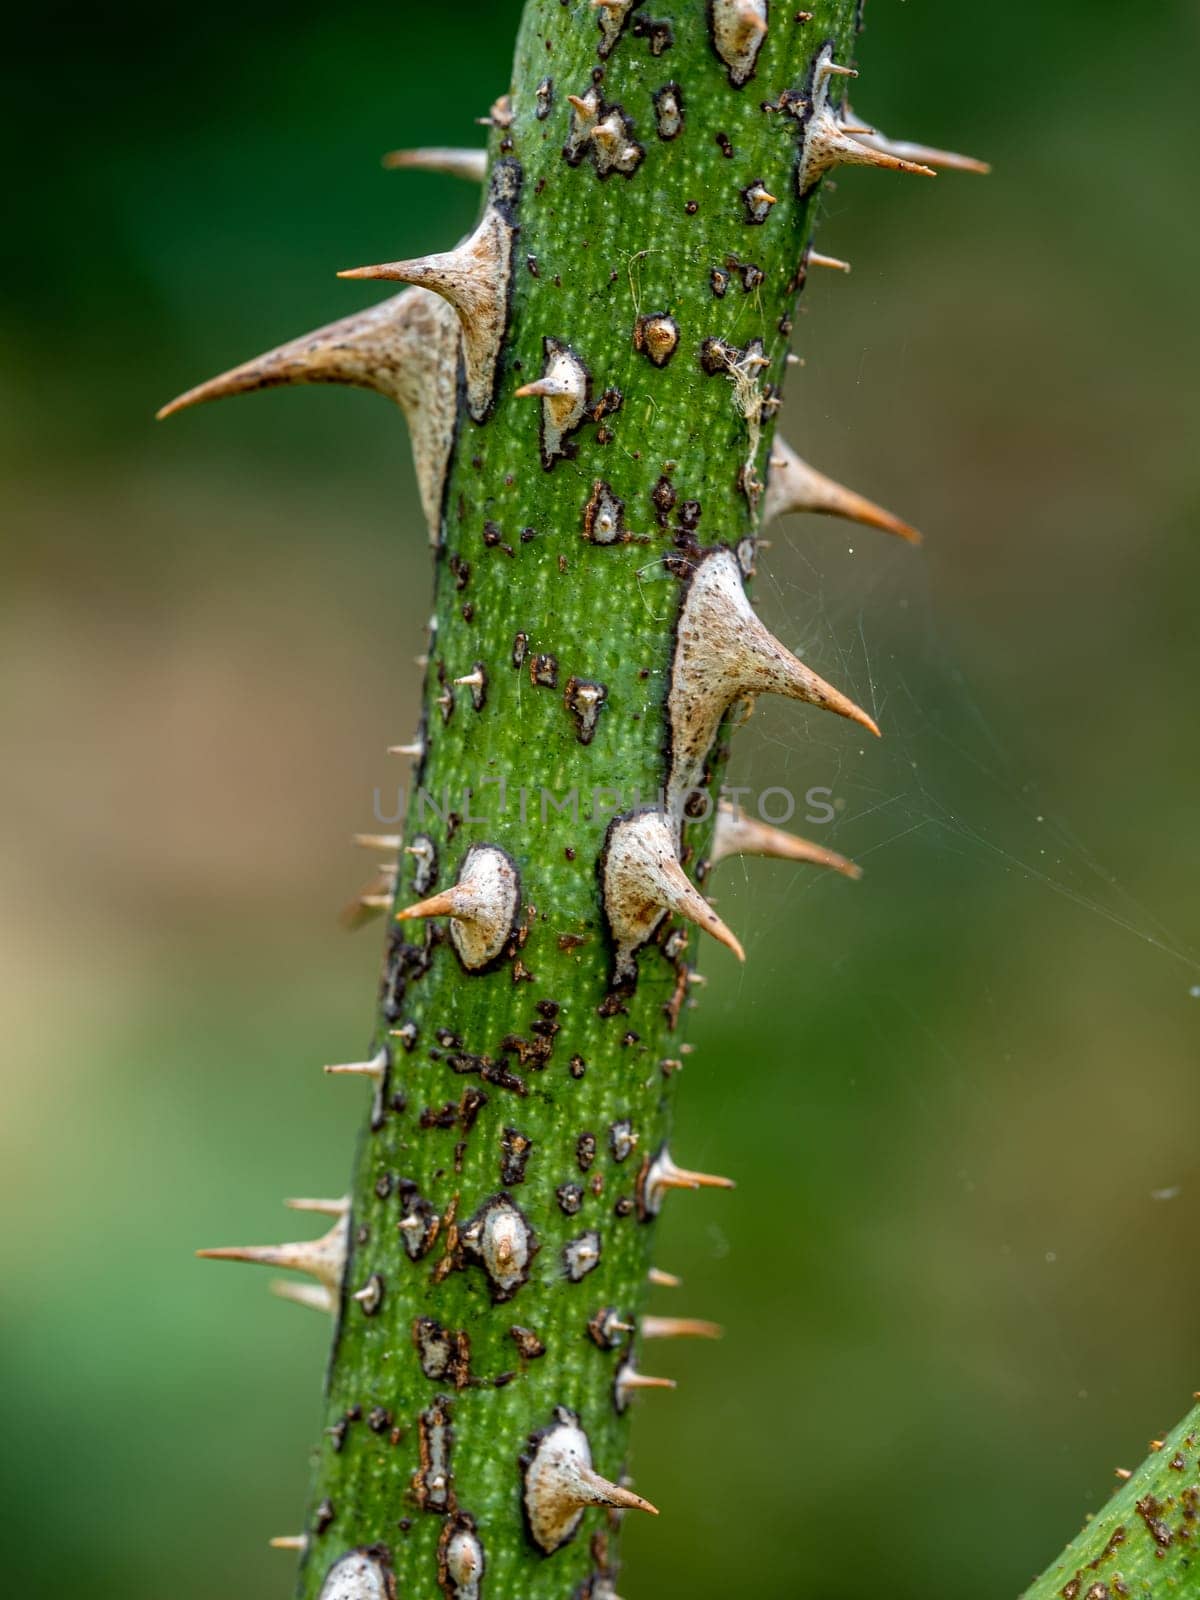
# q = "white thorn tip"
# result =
<box><xmin>324</xmin><ymin>1047</ymin><xmax>388</xmax><ymax>1083</ymax></box>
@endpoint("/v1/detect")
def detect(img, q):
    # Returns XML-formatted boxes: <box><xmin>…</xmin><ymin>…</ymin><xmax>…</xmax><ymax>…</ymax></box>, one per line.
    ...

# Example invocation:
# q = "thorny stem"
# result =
<box><xmin>302</xmin><ymin>4</ymin><xmax>862</xmax><ymax>1588</ymax></box>
<box><xmin>168</xmin><ymin>1</ymin><xmax>996</xmax><ymax>1595</ymax></box>
<box><xmin>1023</xmin><ymin>1399</ymin><xmax>1200</xmax><ymax>1598</ymax></box>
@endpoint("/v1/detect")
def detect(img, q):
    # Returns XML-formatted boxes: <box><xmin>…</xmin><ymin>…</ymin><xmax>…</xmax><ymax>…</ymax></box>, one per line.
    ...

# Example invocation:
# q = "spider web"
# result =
<box><xmin>726</xmin><ymin>519</ymin><xmax>1199</xmax><ymax>980</ymax></box>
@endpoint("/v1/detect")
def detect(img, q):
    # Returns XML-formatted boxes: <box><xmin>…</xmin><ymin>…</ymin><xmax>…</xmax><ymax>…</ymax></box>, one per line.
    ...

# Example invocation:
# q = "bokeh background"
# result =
<box><xmin>4</xmin><ymin>2</ymin><xmax>1198</xmax><ymax>1595</ymax></box>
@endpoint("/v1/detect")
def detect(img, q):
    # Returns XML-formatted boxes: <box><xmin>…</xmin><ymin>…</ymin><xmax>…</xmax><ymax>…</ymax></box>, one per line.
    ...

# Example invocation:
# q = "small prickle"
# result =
<box><xmin>515</xmin><ymin>338</ymin><xmax>591</xmax><ymax>469</ymax></box>
<box><xmin>461</xmin><ymin>1193</ymin><xmax>537</xmax><ymax>1301</ymax></box>
<box><xmin>806</xmin><ymin>248</ymin><xmax>852</xmax><ymax>274</ymax></box>
<box><xmin>641</xmin><ymin>1315</ymin><xmax>723</xmax><ymax>1340</ymax></box>
<box><xmin>324</xmin><ymin>1047</ymin><xmax>389</xmax><ymax>1083</ymax></box>
<box><xmin>638</xmin><ymin>1144</ymin><xmax>735</xmax><ymax>1219</ymax></box>
<box><xmin>381</xmin><ymin>146</ymin><xmax>487</xmax><ymax>182</ymax></box>
<box><xmin>613</xmin><ymin>1356</ymin><xmax>676</xmax><ymax>1412</ymax></box>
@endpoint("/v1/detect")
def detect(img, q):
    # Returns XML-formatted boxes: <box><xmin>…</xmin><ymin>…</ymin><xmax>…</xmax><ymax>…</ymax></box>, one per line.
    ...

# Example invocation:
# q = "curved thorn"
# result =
<box><xmin>764</xmin><ymin>436</ymin><xmax>920</xmax><ymax>544</ymax></box>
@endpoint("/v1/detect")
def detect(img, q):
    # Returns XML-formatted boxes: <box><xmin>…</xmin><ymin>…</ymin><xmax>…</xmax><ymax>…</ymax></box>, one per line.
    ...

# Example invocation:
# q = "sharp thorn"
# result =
<box><xmin>323</xmin><ymin>1048</ymin><xmax>388</xmax><ymax>1082</ymax></box>
<box><xmin>197</xmin><ymin>1214</ymin><xmax>348</xmax><ymax>1294</ymax></box>
<box><xmin>641</xmin><ymin>1315</ymin><xmax>723</xmax><ymax>1340</ymax></box>
<box><xmin>807</xmin><ymin>249</ymin><xmax>852</xmax><ymax>274</ymax></box>
<box><xmin>710</xmin><ymin>800</ymin><xmax>861</xmax><ymax>879</ymax></box>
<box><xmin>270</xmin><ymin>1278</ymin><xmax>334</xmax><ymax>1314</ymax></box>
<box><xmin>284</xmin><ymin>1196</ymin><xmax>349</xmax><ymax>1216</ymax></box>
<box><xmin>380</xmin><ymin>146</ymin><xmax>487</xmax><ymax>182</ymax></box>
<box><xmin>395</xmin><ymin>889</ymin><xmax>460</xmax><ymax>922</ymax></box>
<box><xmin>764</xmin><ymin>435</ymin><xmax>921</xmax><ymax>545</ymax></box>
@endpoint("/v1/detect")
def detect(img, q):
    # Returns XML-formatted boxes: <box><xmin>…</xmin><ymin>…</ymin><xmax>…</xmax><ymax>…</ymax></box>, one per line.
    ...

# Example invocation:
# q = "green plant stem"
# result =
<box><xmin>294</xmin><ymin>3</ymin><xmax>860</xmax><ymax>1596</ymax></box>
<box><xmin>1023</xmin><ymin>1400</ymin><xmax>1200</xmax><ymax>1599</ymax></box>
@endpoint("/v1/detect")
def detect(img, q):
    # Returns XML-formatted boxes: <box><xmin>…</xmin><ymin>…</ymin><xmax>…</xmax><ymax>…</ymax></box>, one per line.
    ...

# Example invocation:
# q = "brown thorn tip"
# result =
<box><xmin>764</xmin><ymin>438</ymin><xmax>921</xmax><ymax>546</ymax></box>
<box><xmin>395</xmin><ymin>889</ymin><xmax>459</xmax><ymax>921</ymax></box>
<box><xmin>712</xmin><ymin>802</ymin><xmax>863</xmax><ymax>880</ymax></box>
<box><xmin>337</xmin><ymin>264</ymin><xmax>399</xmax><ymax>281</ymax></box>
<box><xmin>589</xmin><ymin>1475</ymin><xmax>659</xmax><ymax>1517</ymax></box>
<box><xmin>798</xmin><ymin>664</ymin><xmax>881</xmax><ymax>738</ymax></box>
<box><xmin>641</xmin><ymin>1316</ymin><xmax>724</xmax><ymax>1340</ymax></box>
<box><xmin>648</xmin><ymin>1267</ymin><xmax>683</xmax><ymax>1288</ymax></box>
<box><xmin>709</xmin><ymin>914</ymin><xmax>746</xmax><ymax>963</ymax></box>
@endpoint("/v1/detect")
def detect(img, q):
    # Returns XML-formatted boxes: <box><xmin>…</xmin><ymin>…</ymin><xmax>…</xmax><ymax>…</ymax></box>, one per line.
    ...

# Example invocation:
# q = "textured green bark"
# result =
<box><xmin>1023</xmin><ymin>1401</ymin><xmax>1200</xmax><ymax>1598</ymax></box>
<box><xmin>294</xmin><ymin>4</ymin><xmax>862</xmax><ymax>1596</ymax></box>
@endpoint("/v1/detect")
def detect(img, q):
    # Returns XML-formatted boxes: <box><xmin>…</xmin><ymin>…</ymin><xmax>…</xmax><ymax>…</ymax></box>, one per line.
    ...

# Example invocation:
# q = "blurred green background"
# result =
<box><xmin>3</xmin><ymin>1</ymin><xmax>1198</xmax><ymax>1595</ymax></box>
